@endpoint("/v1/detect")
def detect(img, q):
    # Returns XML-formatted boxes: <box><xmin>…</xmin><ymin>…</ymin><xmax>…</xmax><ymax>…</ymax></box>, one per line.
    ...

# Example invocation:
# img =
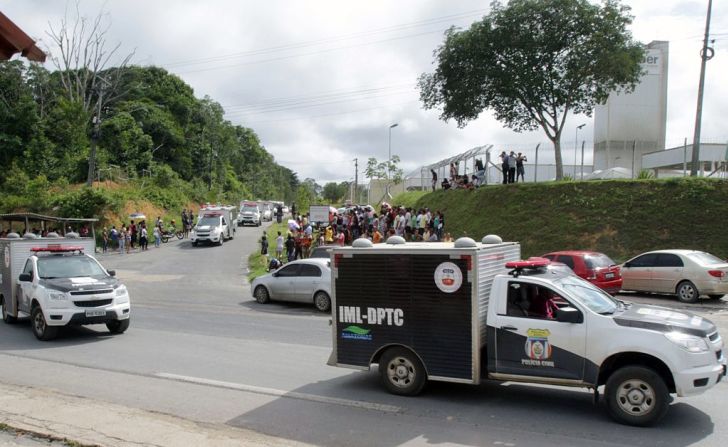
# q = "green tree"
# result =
<box><xmin>419</xmin><ymin>0</ymin><xmax>644</xmax><ymax>179</ymax></box>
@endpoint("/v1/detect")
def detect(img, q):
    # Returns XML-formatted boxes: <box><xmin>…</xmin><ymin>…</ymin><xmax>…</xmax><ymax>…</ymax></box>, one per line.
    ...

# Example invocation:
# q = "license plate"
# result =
<box><xmin>85</xmin><ymin>309</ymin><xmax>106</xmax><ymax>317</ymax></box>
<box><xmin>605</xmin><ymin>273</ymin><xmax>615</xmax><ymax>279</ymax></box>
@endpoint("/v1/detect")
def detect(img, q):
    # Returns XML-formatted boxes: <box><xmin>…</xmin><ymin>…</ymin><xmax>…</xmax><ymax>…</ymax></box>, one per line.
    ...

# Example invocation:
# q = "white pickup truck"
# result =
<box><xmin>328</xmin><ymin>236</ymin><xmax>725</xmax><ymax>426</ymax></box>
<box><xmin>1</xmin><ymin>241</ymin><xmax>130</xmax><ymax>340</ymax></box>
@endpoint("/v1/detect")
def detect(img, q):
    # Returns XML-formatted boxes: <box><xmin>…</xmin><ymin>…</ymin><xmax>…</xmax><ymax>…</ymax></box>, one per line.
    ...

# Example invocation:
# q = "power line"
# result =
<box><xmin>237</xmin><ymin>99</ymin><xmax>419</xmax><ymax>125</ymax></box>
<box><xmin>162</xmin><ymin>9</ymin><xmax>487</xmax><ymax>68</ymax></box>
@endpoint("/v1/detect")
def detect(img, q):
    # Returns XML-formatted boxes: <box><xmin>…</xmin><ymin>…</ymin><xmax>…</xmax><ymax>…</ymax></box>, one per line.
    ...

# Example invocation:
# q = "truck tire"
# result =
<box><xmin>313</xmin><ymin>291</ymin><xmax>331</xmax><ymax>312</ymax></box>
<box><xmin>217</xmin><ymin>237</ymin><xmax>224</xmax><ymax>246</ymax></box>
<box><xmin>676</xmin><ymin>281</ymin><xmax>699</xmax><ymax>303</ymax></box>
<box><xmin>379</xmin><ymin>347</ymin><xmax>427</xmax><ymax>396</ymax></box>
<box><xmin>192</xmin><ymin>241</ymin><xmax>198</xmax><ymax>247</ymax></box>
<box><xmin>605</xmin><ymin>366</ymin><xmax>669</xmax><ymax>426</ymax></box>
<box><xmin>31</xmin><ymin>305</ymin><xmax>58</xmax><ymax>341</ymax></box>
<box><xmin>107</xmin><ymin>318</ymin><xmax>130</xmax><ymax>334</ymax></box>
<box><xmin>1</xmin><ymin>296</ymin><xmax>17</xmax><ymax>324</ymax></box>
<box><xmin>254</xmin><ymin>286</ymin><xmax>270</xmax><ymax>304</ymax></box>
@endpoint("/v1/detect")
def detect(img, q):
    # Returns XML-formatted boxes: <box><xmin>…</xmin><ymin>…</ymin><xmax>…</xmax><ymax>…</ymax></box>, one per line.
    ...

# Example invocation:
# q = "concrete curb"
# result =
<box><xmin>0</xmin><ymin>382</ymin><xmax>311</xmax><ymax>447</ymax></box>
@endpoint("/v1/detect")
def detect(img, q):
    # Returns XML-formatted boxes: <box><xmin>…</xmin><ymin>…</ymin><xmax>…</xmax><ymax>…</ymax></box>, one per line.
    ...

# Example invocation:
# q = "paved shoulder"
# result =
<box><xmin>0</xmin><ymin>382</ymin><xmax>311</xmax><ymax>447</ymax></box>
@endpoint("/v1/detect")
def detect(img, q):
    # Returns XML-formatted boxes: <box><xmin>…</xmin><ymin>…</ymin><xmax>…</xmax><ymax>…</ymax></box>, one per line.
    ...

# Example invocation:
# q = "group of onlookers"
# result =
<box><xmin>500</xmin><ymin>150</ymin><xmax>527</xmax><ymax>184</ymax></box>
<box><xmin>102</xmin><ymin>220</ymin><xmax>152</xmax><ymax>254</ymax></box>
<box><xmin>431</xmin><ymin>152</ymin><xmax>528</xmax><ymax>190</ymax></box>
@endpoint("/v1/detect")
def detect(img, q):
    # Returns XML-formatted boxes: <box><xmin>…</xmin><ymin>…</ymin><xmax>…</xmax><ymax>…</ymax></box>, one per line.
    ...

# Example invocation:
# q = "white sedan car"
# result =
<box><xmin>621</xmin><ymin>250</ymin><xmax>728</xmax><ymax>303</ymax></box>
<box><xmin>251</xmin><ymin>258</ymin><xmax>332</xmax><ymax>312</ymax></box>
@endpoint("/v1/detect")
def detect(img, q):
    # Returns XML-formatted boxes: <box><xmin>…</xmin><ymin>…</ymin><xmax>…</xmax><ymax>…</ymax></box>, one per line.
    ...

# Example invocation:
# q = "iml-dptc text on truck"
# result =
<box><xmin>328</xmin><ymin>236</ymin><xmax>725</xmax><ymax>426</ymax></box>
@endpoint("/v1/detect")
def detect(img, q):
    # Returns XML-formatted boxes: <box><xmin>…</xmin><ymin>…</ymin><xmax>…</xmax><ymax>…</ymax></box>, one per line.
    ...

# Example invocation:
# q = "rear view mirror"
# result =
<box><xmin>555</xmin><ymin>306</ymin><xmax>583</xmax><ymax>324</ymax></box>
<box><xmin>18</xmin><ymin>273</ymin><xmax>31</xmax><ymax>282</ymax></box>
<box><xmin>107</xmin><ymin>270</ymin><xmax>116</xmax><ymax>277</ymax></box>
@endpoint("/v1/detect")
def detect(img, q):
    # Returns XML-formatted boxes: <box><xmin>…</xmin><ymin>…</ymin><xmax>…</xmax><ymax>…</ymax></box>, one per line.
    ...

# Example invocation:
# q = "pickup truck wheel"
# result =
<box><xmin>192</xmin><ymin>241</ymin><xmax>198</xmax><ymax>247</ymax></box>
<box><xmin>605</xmin><ymin>366</ymin><xmax>669</xmax><ymax>426</ymax></box>
<box><xmin>676</xmin><ymin>281</ymin><xmax>699</xmax><ymax>303</ymax></box>
<box><xmin>254</xmin><ymin>286</ymin><xmax>270</xmax><ymax>304</ymax></box>
<box><xmin>313</xmin><ymin>291</ymin><xmax>331</xmax><ymax>312</ymax></box>
<box><xmin>1</xmin><ymin>297</ymin><xmax>17</xmax><ymax>324</ymax></box>
<box><xmin>31</xmin><ymin>306</ymin><xmax>58</xmax><ymax>341</ymax></box>
<box><xmin>107</xmin><ymin>318</ymin><xmax>130</xmax><ymax>334</ymax></box>
<box><xmin>379</xmin><ymin>347</ymin><xmax>426</xmax><ymax>396</ymax></box>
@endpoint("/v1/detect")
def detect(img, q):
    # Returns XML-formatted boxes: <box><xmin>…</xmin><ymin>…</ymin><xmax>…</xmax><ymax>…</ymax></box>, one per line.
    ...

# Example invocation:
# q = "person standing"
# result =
<box><xmin>130</xmin><ymin>221</ymin><xmax>137</xmax><ymax>249</ymax></box>
<box><xmin>516</xmin><ymin>152</ymin><xmax>527</xmax><ymax>182</ymax></box>
<box><xmin>500</xmin><ymin>151</ymin><xmax>508</xmax><ymax>184</ymax></box>
<box><xmin>285</xmin><ymin>234</ymin><xmax>295</xmax><ymax>262</ymax></box>
<box><xmin>118</xmin><ymin>226</ymin><xmax>126</xmax><ymax>254</ymax></box>
<box><xmin>430</xmin><ymin>169</ymin><xmax>438</xmax><ymax>192</ymax></box>
<box><xmin>275</xmin><ymin>231</ymin><xmax>284</xmax><ymax>259</ymax></box>
<box><xmin>508</xmin><ymin>151</ymin><xmax>517</xmax><ymax>184</ymax></box>
<box><xmin>449</xmin><ymin>163</ymin><xmax>457</xmax><ymax>183</ymax></box>
<box><xmin>140</xmin><ymin>224</ymin><xmax>148</xmax><ymax>251</ymax></box>
<box><xmin>153</xmin><ymin>225</ymin><xmax>161</xmax><ymax>248</ymax></box>
<box><xmin>102</xmin><ymin>227</ymin><xmax>108</xmax><ymax>253</ymax></box>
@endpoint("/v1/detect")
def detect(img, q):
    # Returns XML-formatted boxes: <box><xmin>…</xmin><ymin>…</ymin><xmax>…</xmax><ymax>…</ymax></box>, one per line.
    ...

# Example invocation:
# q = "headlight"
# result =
<box><xmin>48</xmin><ymin>291</ymin><xmax>67</xmax><ymax>300</ymax></box>
<box><xmin>115</xmin><ymin>285</ymin><xmax>128</xmax><ymax>297</ymax></box>
<box><xmin>665</xmin><ymin>332</ymin><xmax>710</xmax><ymax>353</ymax></box>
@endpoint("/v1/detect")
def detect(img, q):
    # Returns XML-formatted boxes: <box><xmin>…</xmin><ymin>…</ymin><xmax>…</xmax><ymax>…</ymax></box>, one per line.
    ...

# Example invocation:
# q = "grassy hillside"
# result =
<box><xmin>411</xmin><ymin>178</ymin><xmax>728</xmax><ymax>261</ymax></box>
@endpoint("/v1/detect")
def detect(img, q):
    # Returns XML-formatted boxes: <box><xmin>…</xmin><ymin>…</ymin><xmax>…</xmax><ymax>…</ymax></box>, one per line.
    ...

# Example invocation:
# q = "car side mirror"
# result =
<box><xmin>18</xmin><ymin>273</ymin><xmax>31</xmax><ymax>282</ymax></box>
<box><xmin>623</xmin><ymin>262</ymin><xmax>631</xmax><ymax>268</ymax></box>
<box><xmin>107</xmin><ymin>270</ymin><xmax>116</xmax><ymax>277</ymax></box>
<box><xmin>272</xmin><ymin>272</ymin><xmax>279</xmax><ymax>277</ymax></box>
<box><xmin>555</xmin><ymin>306</ymin><xmax>583</xmax><ymax>324</ymax></box>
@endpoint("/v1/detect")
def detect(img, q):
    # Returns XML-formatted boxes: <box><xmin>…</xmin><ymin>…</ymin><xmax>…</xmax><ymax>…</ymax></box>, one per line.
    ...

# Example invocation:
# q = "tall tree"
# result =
<box><xmin>46</xmin><ymin>4</ymin><xmax>135</xmax><ymax>185</ymax></box>
<box><xmin>419</xmin><ymin>0</ymin><xmax>644</xmax><ymax>179</ymax></box>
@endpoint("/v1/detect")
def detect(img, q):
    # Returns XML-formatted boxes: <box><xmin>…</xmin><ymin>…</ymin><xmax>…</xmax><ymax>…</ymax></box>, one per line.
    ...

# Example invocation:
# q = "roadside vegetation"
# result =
<box><xmin>408</xmin><ymin>177</ymin><xmax>728</xmax><ymax>261</ymax></box>
<box><xmin>247</xmin><ymin>222</ymin><xmax>289</xmax><ymax>281</ymax></box>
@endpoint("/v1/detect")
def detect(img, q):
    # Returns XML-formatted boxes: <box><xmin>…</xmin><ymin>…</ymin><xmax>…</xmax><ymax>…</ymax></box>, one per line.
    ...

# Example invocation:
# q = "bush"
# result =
<box><xmin>52</xmin><ymin>187</ymin><xmax>117</xmax><ymax>218</ymax></box>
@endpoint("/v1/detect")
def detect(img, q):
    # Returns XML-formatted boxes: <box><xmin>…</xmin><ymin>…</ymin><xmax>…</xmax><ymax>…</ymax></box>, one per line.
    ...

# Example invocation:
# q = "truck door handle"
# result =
<box><xmin>501</xmin><ymin>325</ymin><xmax>518</xmax><ymax>331</ymax></box>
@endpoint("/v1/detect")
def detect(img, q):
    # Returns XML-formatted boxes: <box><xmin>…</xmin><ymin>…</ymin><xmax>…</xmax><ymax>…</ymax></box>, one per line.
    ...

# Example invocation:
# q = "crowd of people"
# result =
<box><xmin>432</xmin><ymin>151</ymin><xmax>528</xmax><ymax>191</ymax></box>
<box><xmin>263</xmin><ymin>203</ymin><xmax>450</xmax><ymax>270</ymax></box>
<box><xmin>101</xmin><ymin>209</ymin><xmax>195</xmax><ymax>254</ymax></box>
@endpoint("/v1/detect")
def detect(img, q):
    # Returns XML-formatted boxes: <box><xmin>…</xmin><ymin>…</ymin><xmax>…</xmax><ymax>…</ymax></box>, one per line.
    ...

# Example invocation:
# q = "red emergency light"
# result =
<box><xmin>31</xmin><ymin>245</ymin><xmax>84</xmax><ymax>253</ymax></box>
<box><xmin>505</xmin><ymin>257</ymin><xmax>550</xmax><ymax>270</ymax></box>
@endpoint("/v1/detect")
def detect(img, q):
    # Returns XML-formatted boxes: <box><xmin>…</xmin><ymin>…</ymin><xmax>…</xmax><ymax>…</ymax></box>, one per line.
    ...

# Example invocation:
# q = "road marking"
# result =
<box><xmin>155</xmin><ymin>372</ymin><xmax>402</xmax><ymax>414</ymax></box>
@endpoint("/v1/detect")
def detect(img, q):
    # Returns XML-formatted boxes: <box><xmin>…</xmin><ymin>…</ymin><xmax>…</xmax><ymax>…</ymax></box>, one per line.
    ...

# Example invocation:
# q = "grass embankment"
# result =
<box><xmin>247</xmin><ymin>222</ymin><xmax>289</xmax><ymax>281</ymax></box>
<box><xmin>409</xmin><ymin>177</ymin><xmax>728</xmax><ymax>261</ymax></box>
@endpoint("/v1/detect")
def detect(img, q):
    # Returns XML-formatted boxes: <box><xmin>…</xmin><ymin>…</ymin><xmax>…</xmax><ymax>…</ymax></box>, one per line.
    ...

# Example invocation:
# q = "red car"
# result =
<box><xmin>541</xmin><ymin>251</ymin><xmax>622</xmax><ymax>294</ymax></box>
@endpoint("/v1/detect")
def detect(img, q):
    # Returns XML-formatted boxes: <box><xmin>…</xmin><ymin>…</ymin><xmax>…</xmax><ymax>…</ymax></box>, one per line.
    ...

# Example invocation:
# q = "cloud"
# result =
<box><xmin>3</xmin><ymin>0</ymin><xmax>727</xmax><ymax>184</ymax></box>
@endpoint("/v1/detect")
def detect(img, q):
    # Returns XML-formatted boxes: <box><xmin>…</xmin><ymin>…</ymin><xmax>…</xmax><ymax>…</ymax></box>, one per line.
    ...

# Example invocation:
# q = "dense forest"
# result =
<box><xmin>0</xmin><ymin>60</ymin><xmax>309</xmax><ymax>218</ymax></box>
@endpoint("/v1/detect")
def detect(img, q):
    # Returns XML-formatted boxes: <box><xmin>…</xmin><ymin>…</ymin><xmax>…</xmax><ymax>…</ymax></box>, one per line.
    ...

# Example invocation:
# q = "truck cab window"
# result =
<box><xmin>507</xmin><ymin>282</ymin><xmax>562</xmax><ymax>320</ymax></box>
<box><xmin>22</xmin><ymin>259</ymin><xmax>33</xmax><ymax>279</ymax></box>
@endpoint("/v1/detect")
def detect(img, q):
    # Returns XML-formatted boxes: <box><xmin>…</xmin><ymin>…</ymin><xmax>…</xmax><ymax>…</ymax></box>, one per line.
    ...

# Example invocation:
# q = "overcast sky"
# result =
<box><xmin>5</xmin><ymin>1</ymin><xmax>727</xmax><ymax>184</ymax></box>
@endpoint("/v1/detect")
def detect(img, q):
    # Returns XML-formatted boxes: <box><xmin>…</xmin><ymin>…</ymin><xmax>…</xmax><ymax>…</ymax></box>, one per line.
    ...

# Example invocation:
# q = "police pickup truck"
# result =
<box><xmin>328</xmin><ymin>236</ymin><xmax>725</xmax><ymax>426</ymax></box>
<box><xmin>2</xmin><ymin>243</ymin><xmax>131</xmax><ymax>340</ymax></box>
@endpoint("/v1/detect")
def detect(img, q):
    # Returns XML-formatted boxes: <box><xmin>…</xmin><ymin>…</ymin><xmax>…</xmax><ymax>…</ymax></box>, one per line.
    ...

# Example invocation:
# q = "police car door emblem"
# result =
<box><xmin>434</xmin><ymin>262</ymin><xmax>463</xmax><ymax>293</ymax></box>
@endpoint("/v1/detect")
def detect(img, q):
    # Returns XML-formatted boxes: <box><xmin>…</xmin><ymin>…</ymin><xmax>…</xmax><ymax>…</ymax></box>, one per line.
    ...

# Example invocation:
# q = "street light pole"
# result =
<box><xmin>387</xmin><ymin>123</ymin><xmax>398</xmax><ymax>198</ymax></box>
<box><xmin>574</xmin><ymin>124</ymin><xmax>586</xmax><ymax>178</ymax></box>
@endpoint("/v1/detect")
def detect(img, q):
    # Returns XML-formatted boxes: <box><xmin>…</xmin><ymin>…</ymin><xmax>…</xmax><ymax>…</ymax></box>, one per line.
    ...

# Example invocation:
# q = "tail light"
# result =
<box><xmin>708</xmin><ymin>270</ymin><xmax>726</xmax><ymax>278</ymax></box>
<box><xmin>334</xmin><ymin>253</ymin><xmax>343</xmax><ymax>268</ymax></box>
<box><xmin>460</xmin><ymin>255</ymin><xmax>472</xmax><ymax>271</ymax></box>
<box><xmin>586</xmin><ymin>269</ymin><xmax>597</xmax><ymax>280</ymax></box>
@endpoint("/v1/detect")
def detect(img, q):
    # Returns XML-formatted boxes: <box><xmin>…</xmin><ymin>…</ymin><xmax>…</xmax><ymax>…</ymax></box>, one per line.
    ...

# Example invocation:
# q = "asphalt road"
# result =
<box><xmin>0</xmin><ymin>228</ymin><xmax>727</xmax><ymax>447</ymax></box>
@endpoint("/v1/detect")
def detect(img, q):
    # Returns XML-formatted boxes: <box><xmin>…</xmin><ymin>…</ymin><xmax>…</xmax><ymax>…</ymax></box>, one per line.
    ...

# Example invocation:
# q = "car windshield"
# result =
<box><xmin>555</xmin><ymin>275</ymin><xmax>618</xmax><ymax>314</ymax></box>
<box><xmin>198</xmin><ymin>216</ymin><xmax>220</xmax><ymax>226</ymax></box>
<box><xmin>242</xmin><ymin>206</ymin><xmax>258</xmax><ymax>212</ymax></box>
<box><xmin>585</xmin><ymin>254</ymin><xmax>615</xmax><ymax>269</ymax></box>
<box><xmin>37</xmin><ymin>255</ymin><xmax>107</xmax><ymax>279</ymax></box>
<box><xmin>687</xmin><ymin>252</ymin><xmax>725</xmax><ymax>265</ymax></box>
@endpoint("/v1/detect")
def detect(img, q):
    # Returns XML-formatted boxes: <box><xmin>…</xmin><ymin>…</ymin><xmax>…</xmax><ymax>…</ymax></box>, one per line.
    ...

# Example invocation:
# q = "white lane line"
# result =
<box><xmin>155</xmin><ymin>372</ymin><xmax>402</xmax><ymax>414</ymax></box>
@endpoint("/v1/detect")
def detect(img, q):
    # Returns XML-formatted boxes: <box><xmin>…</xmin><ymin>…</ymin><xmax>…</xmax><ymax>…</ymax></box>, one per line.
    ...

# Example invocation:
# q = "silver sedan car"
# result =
<box><xmin>621</xmin><ymin>250</ymin><xmax>728</xmax><ymax>303</ymax></box>
<box><xmin>251</xmin><ymin>258</ymin><xmax>332</xmax><ymax>312</ymax></box>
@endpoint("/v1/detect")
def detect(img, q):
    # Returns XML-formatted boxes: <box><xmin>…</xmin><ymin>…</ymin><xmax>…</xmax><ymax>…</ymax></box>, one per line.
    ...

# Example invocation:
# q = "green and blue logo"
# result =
<box><xmin>342</xmin><ymin>325</ymin><xmax>372</xmax><ymax>341</ymax></box>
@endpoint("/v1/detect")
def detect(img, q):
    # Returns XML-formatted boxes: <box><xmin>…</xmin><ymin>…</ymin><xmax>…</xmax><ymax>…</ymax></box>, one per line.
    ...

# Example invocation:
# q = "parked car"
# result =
<box><xmin>541</xmin><ymin>251</ymin><xmax>622</xmax><ymax>294</ymax></box>
<box><xmin>310</xmin><ymin>245</ymin><xmax>337</xmax><ymax>259</ymax></box>
<box><xmin>621</xmin><ymin>250</ymin><xmax>728</xmax><ymax>303</ymax></box>
<box><xmin>251</xmin><ymin>258</ymin><xmax>332</xmax><ymax>312</ymax></box>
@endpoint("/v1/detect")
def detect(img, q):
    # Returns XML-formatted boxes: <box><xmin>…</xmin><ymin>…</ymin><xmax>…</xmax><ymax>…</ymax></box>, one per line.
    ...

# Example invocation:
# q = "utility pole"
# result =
<box><xmin>690</xmin><ymin>0</ymin><xmax>714</xmax><ymax>176</ymax></box>
<box><xmin>353</xmin><ymin>158</ymin><xmax>358</xmax><ymax>203</ymax></box>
